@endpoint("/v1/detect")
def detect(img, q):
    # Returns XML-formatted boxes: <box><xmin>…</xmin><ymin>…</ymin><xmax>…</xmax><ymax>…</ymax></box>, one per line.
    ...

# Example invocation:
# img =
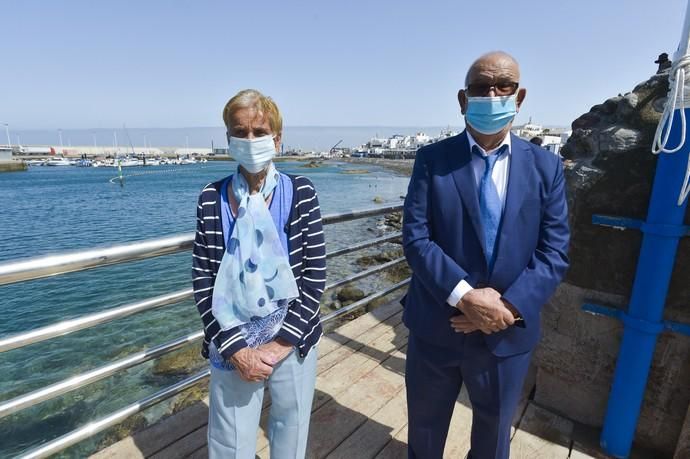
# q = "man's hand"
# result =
<box><xmin>257</xmin><ymin>338</ymin><xmax>294</xmax><ymax>367</ymax></box>
<box><xmin>229</xmin><ymin>348</ymin><xmax>274</xmax><ymax>382</ymax></box>
<box><xmin>453</xmin><ymin>288</ymin><xmax>515</xmax><ymax>334</ymax></box>
<box><xmin>449</xmin><ymin>315</ymin><xmax>481</xmax><ymax>334</ymax></box>
<box><xmin>501</xmin><ymin>299</ymin><xmax>521</xmax><ymax>320</ymax></box>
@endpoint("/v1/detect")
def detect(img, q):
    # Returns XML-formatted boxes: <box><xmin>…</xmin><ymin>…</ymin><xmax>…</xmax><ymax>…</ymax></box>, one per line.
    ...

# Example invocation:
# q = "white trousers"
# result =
<box><xmin>207</xmin><ymin>348</ymin><xmax>318</xmax><ymax>459</ymax></box>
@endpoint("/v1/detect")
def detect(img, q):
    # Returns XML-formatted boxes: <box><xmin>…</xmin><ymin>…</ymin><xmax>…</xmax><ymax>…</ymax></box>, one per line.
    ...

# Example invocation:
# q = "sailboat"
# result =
<box><xmin>112</xmin><ymin>126</ymin><xmax>142</xmax><ymax>167</ymax></box>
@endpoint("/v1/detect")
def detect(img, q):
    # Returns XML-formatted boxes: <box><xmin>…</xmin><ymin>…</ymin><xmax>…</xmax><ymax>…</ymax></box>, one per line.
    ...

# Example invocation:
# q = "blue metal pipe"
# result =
<box><xmin>582</xmin><ymin>302</ymin><xmax>690</xmax><ymax>337</ymax></box>
<box><xmin>600</xmin><ymin>108</ymin><xmax>690</xmax><ymax>458</ymax></box>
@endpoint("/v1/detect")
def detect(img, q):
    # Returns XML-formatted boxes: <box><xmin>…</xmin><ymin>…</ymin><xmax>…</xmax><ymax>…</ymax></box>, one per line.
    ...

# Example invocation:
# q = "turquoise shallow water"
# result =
<box><xmin>0</xmin><ymin>162</ymin><xmax>409</xmax><ymax>458</ymax></box>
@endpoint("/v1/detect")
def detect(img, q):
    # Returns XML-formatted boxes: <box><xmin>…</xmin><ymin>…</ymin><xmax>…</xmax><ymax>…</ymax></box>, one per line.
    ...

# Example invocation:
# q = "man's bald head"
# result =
<box><xmin>465</xmin><ymin>51</ymin><xmax>520</xmax><ymax>87</ymax></box>
<box><xmin>458</xmin><ymin>51</ymin><xmax>527</xmax><ymax>150</ymax></box>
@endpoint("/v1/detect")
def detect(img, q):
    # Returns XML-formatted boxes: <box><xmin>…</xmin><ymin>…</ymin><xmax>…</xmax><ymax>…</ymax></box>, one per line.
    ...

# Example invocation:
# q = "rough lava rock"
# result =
<box><xmin>560</xmin><ymin>70</ymin><xmax>690</xmax><ymax>313</ymax></box>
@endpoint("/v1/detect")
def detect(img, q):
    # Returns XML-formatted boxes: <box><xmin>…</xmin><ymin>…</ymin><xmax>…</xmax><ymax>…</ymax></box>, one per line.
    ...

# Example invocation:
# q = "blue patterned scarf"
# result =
<box><xmin>211</xmin><ymin>163</ymin><xmax>299</xmax><ymax>331</ymax></box>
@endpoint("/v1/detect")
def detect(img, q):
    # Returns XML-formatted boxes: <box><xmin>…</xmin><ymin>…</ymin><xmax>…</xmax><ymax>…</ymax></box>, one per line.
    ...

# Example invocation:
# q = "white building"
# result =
<box><xmin>513</xmin><ymin>122</ymin><xmax>544</xmax><ymax>139</ymax></box>
<box><xmin>355</xmin><ymin>129</ymin><xmax>461</xmax><ymax>158</ymax></box>
<box><xmin>415</xmin><ymin>132</ymin><xmax>431</xmax><ymax>145</ymax></box>
<box><xmin>19</xmin><ymin>146</ymin><xmax>53</xmax><ymax>156</ymax></box>
<box><xmin>0</xmin><ymin>146</ymin><xmax>12</xmax><ymax>162</ymax></box>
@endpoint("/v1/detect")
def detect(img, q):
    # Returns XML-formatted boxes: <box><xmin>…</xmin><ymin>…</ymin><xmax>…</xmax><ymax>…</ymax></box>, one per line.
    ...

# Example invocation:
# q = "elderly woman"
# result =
<box><xmin>192</xmin><ymin>89</ymin><xmax>326</xmax><ymax>458</ymax></box>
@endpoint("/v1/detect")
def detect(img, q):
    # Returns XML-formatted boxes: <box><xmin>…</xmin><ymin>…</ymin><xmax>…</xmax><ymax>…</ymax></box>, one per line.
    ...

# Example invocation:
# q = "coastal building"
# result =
<box><xmin>0</xmin><ymin>146</ymin><xmax>12</xmax><ymax>162</ymax></box>
<box><xmin>512</xmin><ymin>120</ymin><xmax>545</xmax><ymax>138</ymax></box>
<box><xmin>541</xmin><ymin>134</ymin><xmax>566</xmax><ymax>155</ymax></box>
<box><xmin>18</xmin><ymin>146</ymin><xmax>54</xmax><ymax>156</ymax></box>
<box><xmin>511</xmin><ymin>120</ymin><xmax>572</xmax><ymax>155</ymax></box>
<box><xmin>322</xmin><ymin>147</ymin><xmax>352</xmax><ymax>159</ymax></box>
<box><xmin>212</xmin><ymin>147</ymin><xmax>230</xmax><ymax>156</ymax></box>
<box><xmin>354</xmin><ymin>128</ymin><xmax>458</xmax><ymax>159</ymax></box>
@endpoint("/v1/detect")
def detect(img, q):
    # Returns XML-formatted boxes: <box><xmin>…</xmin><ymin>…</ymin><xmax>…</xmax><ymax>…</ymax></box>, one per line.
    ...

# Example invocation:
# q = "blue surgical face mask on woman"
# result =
<box><xmin>228</xmin><ymin>134</ymin><xmax>276</xmax><ymax>173</ymax></box>
<box><xmin>464</xmin><ymin>94</ymin><xmax>518</xmax><ymax>135</ymax></box>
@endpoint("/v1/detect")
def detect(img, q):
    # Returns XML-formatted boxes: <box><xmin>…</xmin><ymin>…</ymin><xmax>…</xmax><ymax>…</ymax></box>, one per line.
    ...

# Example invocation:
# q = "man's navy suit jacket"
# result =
<box><xmin>401</xmin><ymin>131</ymin><xmax>570</xmax><ymax>357</ymax></box>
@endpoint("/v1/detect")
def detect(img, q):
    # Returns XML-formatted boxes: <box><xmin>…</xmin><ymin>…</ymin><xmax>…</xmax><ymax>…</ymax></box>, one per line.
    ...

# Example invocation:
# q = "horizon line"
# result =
<box><xmin>10</xmin><ymin>124</ymin><xmax>465</xmax><ymax>131</ymax></box>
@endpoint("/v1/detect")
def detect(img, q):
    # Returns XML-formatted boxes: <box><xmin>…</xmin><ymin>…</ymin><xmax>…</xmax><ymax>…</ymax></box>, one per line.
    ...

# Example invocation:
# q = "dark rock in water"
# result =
<box><xmin>153</xmin><ymin>344</ymin><xmax>205</xmax><ymax>376</ymax></box>
<box><xmin>356</xmin><ymin>248</ymin><xmax>404</xmax><ymax>267</ymax></box>
<box><xmin>97</xmin><ymin>413</ymin><xmax>149</xmax><ymax>449</ymax></box>
<box><xmin>169</xmin><ymin>380</ymin><xmax>209</xmax><ymax>413</ymax></box>
<box><xmin>337</xmin><ymin>287</ymin><xmax>365</xmax><ymax>304</ymax></box>
<box><xmin>301</xmin><ymin>160</ymin><xmax>322</xmax><ymax>168</ymax></box>
<box><xmin>384</xmin><ymin>262</ymin><xmax>412</xmax><ymax>283</ymax></box>
<box><xmin>383</xmin><ymin>211</ymin><xmax>403</xmax><ymax>230</ymax></box>
<box><xmin>367</xmin><ymin>297</ymin><xmax>388</xmax><ymax>309</ymax></box>
<box><xmin>0</xmin><ymin>399</ymin><xmax>96</xmax><ymax>453</ymax></box>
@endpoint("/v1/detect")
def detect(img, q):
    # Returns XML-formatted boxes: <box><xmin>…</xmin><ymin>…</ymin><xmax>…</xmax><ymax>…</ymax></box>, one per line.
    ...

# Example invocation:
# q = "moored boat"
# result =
<box><xmin>45</xmin><ymin>157</ymin><xmax>71</xmax><ymax>166</ymax></box>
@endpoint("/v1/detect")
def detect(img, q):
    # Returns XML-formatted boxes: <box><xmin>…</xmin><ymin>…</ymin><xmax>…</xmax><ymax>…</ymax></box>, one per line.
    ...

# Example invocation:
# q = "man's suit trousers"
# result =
<box><xmin>406</xmin><ymin>332</ymin><xmax>533</xmax><ymax>459</ymax></box>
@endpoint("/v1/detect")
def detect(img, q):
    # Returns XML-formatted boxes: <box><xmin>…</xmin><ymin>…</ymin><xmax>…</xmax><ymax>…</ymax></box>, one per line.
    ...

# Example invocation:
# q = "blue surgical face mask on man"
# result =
<box><xmin>464</xmin><ymin>94</ymin><xmax>518</xmax><ymax>135</ymax></box>
<box><xmin>227</xmin><ymin>134</ymin><xmax>276</xmax><ymax>173</ymax></box>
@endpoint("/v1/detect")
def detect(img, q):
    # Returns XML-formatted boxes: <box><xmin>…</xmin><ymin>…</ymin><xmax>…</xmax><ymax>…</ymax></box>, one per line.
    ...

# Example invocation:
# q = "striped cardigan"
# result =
<box><xmin>192</xmin><ymin>174</ymin><xmax>326</xmax><ymax>361</ymax></box>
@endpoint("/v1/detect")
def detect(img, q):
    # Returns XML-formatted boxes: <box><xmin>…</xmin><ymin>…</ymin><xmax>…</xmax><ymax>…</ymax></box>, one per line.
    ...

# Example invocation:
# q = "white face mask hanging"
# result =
<box><xmin>228</xmin><ymin>134</ymin><xmax>276</xmax><ymax>173</ymax></box>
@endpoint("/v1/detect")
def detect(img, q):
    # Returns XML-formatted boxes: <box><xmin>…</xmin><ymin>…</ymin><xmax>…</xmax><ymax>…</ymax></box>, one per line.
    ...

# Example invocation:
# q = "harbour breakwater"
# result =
<box><xmin>0</xmin><ymin>161</ymin><xmax>27</xmax><ymax>172</ymax></box>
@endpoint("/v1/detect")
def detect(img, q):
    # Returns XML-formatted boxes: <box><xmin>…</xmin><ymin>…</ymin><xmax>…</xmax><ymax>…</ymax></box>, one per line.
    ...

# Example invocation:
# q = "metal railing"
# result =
<box><xmin>0</xmin><ymin>203</ymin><xmax>404</xmax><ymax>288</ymax></box>
<box><xmin>0</xmin><ymin>258</ymin><xmax>407</xmax><ymax>421</ymax></box>
<box><xmin>0</xmin><ymin>204</ymin><xmax>409</xmax><ymax>459</ymax></box>
<box><xmin>0</xmin><ymin>289</ymin><xmax>194</xmax><ymax>353</ymax></box>
<box><xmin>0</xmin><ymin>233</ymin><xmax>194</xmax><ymax>286</ymax></box>
<box><xmin>0</xmin><ymin>233</ymin><xmax>403</xmax><ymax>354</ymax></box>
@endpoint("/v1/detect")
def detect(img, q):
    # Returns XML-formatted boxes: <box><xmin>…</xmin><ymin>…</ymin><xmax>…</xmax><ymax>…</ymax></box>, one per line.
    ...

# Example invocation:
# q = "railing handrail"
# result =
<box><xmin>0</xmin><ymin>233</ymin><xmax>403</xmax><ymax>355</ymax></box>
<box><xmin>0</xmin><ymin>331</ymin><xmax>205</xmax><ymax>419</ymax></box>
<box><xmin>0</xmin><ymin>289</ymin><xmax>194</xmax><ymax>354</ymax></box>
<box><xmin>0</xmin><ymin>233</ymin><xmax>195</xmax><ymax>287</ymax></box>
<box><xmin>18</xmin><ymin>369</ymin><xmax>212</xmax><ymax>459</ymax></box>
<box><xmin>0</xmin><ymin>204</ymin><xmax>403</xmax><ymax>287</ymax></box>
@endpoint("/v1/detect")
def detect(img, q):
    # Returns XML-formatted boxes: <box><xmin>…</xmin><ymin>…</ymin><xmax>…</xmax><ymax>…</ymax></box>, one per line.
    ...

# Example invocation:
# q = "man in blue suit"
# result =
<box><xmin>402</xmin><ymin>51</ymin><xmax>570</xmax><ymax>458</ymax></box>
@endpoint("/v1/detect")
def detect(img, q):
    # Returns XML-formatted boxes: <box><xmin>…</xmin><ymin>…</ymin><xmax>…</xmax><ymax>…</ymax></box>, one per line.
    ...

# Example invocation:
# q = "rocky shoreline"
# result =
<box><xmin>335</xmin><ymin>157</ymin><xmax>413</xmax><ymax>177</ymax></box>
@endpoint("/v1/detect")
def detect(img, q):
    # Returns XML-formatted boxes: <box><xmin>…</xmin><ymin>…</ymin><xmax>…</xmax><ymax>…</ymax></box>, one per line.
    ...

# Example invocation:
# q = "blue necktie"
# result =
<box><xmin>472</xmin><ymin>144</ymin><xmax>508</xmax><ymax>271</ymax></box>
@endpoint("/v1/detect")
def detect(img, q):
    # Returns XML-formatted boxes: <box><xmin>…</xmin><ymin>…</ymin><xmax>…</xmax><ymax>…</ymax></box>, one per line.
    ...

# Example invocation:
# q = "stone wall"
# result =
<box><xmin>534</xmin><ymin>71</ymin><xmax>690</xmax><ymax>457</ymax></box>
<box><xmin>0</xmin><ymin>162</ymin><xmax>27</xmax><ymax>172</ymax></box>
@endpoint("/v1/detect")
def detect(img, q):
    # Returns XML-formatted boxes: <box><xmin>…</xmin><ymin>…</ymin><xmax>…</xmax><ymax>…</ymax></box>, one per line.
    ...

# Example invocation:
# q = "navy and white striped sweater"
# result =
<box><xmin>192</xmin><ymin>174</ymin><xmax>326</xmax><ymax>361</ymax></box>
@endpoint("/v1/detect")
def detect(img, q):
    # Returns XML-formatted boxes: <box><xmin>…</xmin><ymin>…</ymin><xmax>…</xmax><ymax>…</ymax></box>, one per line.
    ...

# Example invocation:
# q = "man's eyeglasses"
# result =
<box><xmin>466</xmin><ymin>81</ymin><xmax>519</xmax><ymax>97</ymax></box>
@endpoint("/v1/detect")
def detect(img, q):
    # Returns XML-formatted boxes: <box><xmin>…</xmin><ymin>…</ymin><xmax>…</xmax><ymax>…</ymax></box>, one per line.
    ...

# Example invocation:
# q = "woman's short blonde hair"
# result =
<box><xmin>222</xmin><ymin>89</ymin><xmax>283</xmax><ymax>135</ymax></box>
